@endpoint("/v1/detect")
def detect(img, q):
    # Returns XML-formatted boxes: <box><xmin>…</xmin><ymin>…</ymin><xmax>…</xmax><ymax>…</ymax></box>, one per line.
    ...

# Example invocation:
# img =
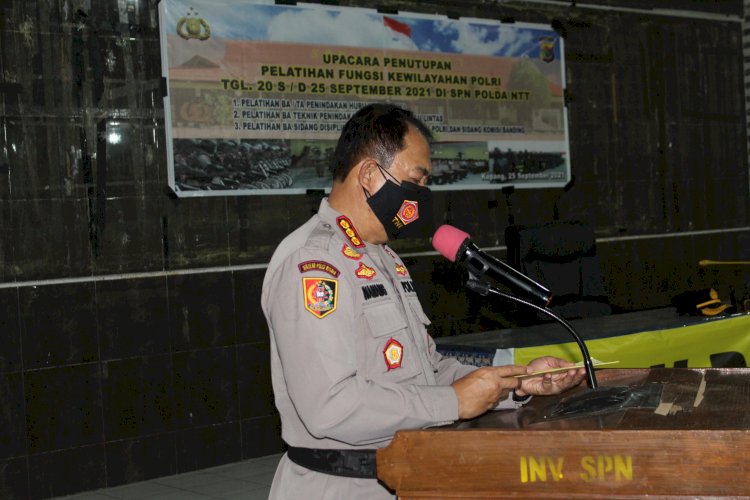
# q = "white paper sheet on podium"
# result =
<box><xmin>513</xmin><ymin>360</ymin><xmax>620</xmax><ymax>379</ymax></box>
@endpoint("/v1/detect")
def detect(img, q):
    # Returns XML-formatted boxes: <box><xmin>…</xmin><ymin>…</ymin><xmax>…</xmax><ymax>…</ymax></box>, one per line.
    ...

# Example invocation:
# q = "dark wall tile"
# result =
<box><xmin>95</xmin><ymin>119</ymin><xmax>170</xmax><ymax>201</ymax></box>
<box><xmin>5</xmin><ymin>120</ymin><xmax>89</xmax><ymax>201</ymax></box>
<box><xmin>105</xmin><ymin>433</ymin><xmax>177</xmax><ymax>487</ymax></box>
<box><xmin>0</xmin><ymin>121</ymin><xmax>9</xmax><ymax>198</ymax></box>
<box><xmin>101</xmin><ymin>355</ymin><xmax>173</xmax><ymax>441</ymax></box>
<box><xmin>97</xmin><ymin>277</ymin><xmax>169</xmax><ymax>360</ymax></box>
<box><xmin>99</xmin><ymin>118</ymin><xmax>169</xmax><ymax>200</ymax></box>
<box><xmin>25</xmin><ymin>364</ymin><xmax>102</xmax><ymax>454</ymax></box>
<box><xmin>0</xmin><ymin>457</ymin><xmax>29</xmax><ymax>500</ymax></box>
<box><xmin>0</xmin><ymin>200</ymin><xmax>10</xmax><ymax>282</ymax></box>
<box><xmin>91</xmin><ymin>196</ymin><xmax>165</xmax><ymax>274</ymax></box>
<box><xmin>168</xmin><ymin>272</ymin><xmax>236</xmax><ymax>351</ymax></box>
<box><xmin>28</xmin><ymin>445</ymin><xmax>105</xmax><ymax>499</ymax></box>
<box><xmin>233</xmin><ymin>269</ymin><xmax>268</xmax><ymax>344</ymax></box>
<box><xmin>133</xmin><ymin>39</ymin><xmax>164</xmax><ymax>78</ymax></box>
<box><xmin>6</xmin><ymin>199</ymin><xmax>92</xmax><ymax>281</ymax></box>
<box><xmin>19</xmin><ymin>282</ymin><xmax>98</xmax><ymax>370</ymax></box>
<box><xmin>228</xmin><ymin>197</ymin><xmax>284</xmax><ymax>264</ymax></box>
<box><xmin>237</xmin><ymin>343</ymin><xmax>274</xmax><ymax>419</ymax></box>
<box><xmin>0</xmin><ymin>373</ymin><xmax>26</xmax><ymax>460</ymax></box>
<box><xmin>173</xmin><ymin>347</ymin><xmax>238</xmax><ymax>428</ymax></box>
<box><xmin>0</xmin><ymin>288</ymin><xmax>21</xmax><ymax>373</ymax></box>
<box><xmin>176</xmin><ymin>422</ymin><xmax>241</xmax><ymax>474</ymax></box>
<box><xmin>241</xmin><ymin>414</ymin><xmax>284</xmax><ymax>460</ymax></box>
<box><xmin>163</xmin><ymin>197</ymin><xmax>230</xmax><ymax>269</ymax></box>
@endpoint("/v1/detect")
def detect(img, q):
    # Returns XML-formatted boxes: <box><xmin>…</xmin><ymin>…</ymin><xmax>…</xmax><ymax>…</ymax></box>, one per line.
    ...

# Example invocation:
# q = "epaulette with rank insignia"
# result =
<box><xmin>305</xmin><ymin>222</ymin><xmax>337</xmax><ymax>250</ymax></box>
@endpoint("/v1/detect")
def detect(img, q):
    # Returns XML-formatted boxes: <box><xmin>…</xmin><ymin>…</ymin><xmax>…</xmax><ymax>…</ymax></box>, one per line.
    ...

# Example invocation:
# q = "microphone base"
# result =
<box><xmin>540</xmin><ymin>383</ymin><xmax>664</xmax><ymax>421</ymax></box>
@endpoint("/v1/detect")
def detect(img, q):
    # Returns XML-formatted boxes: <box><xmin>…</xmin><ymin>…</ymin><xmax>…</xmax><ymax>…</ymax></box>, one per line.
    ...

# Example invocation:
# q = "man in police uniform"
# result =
<box><xmin>261</xmin><ymin>104</ymin><xmax>585</xmax><ymax>499</ymax></box>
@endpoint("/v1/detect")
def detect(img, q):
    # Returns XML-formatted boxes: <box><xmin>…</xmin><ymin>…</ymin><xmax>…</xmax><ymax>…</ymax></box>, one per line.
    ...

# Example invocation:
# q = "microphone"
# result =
<box><xmin>432</xmin><ymin>224</ymin><xmax>553</xmax><ymax>307</ymax></box>
<box><xmin>433</xmin><ymin>223</ymin><xmax>600</xmax><ymax>391</ymax></box>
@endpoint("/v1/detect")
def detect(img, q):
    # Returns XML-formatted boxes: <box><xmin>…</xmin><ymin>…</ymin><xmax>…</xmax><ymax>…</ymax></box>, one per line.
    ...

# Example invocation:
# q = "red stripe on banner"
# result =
<box><xmin>383</xmin><ymin>16</ymin><xmax>412</xmax><ymax>38</ymax></box>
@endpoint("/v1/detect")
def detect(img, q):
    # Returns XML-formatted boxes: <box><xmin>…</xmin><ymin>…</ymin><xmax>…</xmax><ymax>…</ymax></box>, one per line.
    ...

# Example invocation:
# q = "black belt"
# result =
<box><xmin>287</xmin><ymin>446</ymin><xmax>377</xmax><ymax>479</ymax></box>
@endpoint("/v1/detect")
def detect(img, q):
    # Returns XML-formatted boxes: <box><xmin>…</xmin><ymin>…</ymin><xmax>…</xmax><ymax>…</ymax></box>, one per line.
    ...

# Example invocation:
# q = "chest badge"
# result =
<box><xmin>302</xmin><ymin>277</ymin><xmax>338</xmax><ymax>319</ymax></box>
<box><xmin>341</xmin><ymin>244</ymin><xmax>362</xmax><ymax>260</ymax></box>
<box><xmin>395</xmin><ymin>263</ymin><xmax>408</xmax><ymax>276</ymax></box>
<box><xmin>355</xmin><ymin>262</ymin><xmax>377</xmax><ymax>280</ymax></box>
<box><xmin>383</xmin><ymin>338</ymin><xmax>404</xmax><ymax>370</ymax></box>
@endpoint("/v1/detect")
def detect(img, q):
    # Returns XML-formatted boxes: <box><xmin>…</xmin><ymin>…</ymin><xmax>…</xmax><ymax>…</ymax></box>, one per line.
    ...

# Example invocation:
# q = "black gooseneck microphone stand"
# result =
<box><xmin>465</xmin><ymin>278</ymin><xmax>665</xmax><ymax>419</ymax></box>
<box><xmin>465</xmin><ymin>278</ymin><xmax>598</xmax><ymax>389</ymax></box>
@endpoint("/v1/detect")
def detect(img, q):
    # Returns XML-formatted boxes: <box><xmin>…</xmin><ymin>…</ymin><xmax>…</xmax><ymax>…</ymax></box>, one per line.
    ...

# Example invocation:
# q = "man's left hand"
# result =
<box><xmin>515</xmin><ymin>356</ymin><xmax>586</xmax><ymax>397</ymax></box>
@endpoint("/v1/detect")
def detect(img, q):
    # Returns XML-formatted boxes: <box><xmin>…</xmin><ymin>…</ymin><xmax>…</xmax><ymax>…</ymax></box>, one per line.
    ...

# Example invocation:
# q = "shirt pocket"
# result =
<box><xmin>362</xmin><ymin>302</ymin><xmax>421</xmax><ymax>382</ymax></box>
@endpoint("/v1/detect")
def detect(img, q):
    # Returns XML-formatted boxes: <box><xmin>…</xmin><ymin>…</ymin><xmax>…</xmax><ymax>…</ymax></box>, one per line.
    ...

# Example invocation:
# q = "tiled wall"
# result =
<box><xmin>0</xmin><ymin>0</ymin><xmax>748</xmax><ymax>498</ymax></box>
<box><xmin>0</xmin><ymin>269</ymin><xmax>282</xmax><ymax>498</ymax></box>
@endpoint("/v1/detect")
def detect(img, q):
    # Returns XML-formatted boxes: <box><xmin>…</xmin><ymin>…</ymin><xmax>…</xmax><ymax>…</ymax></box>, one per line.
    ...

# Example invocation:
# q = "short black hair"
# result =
<box><xmin>331</xmin><ymin>103</ymin><xmax>433</xmax><ymax>182</ymax></box>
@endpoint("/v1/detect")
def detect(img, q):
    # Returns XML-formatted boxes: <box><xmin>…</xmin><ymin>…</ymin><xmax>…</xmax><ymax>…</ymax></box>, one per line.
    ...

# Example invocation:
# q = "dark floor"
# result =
<box><xmin>53</xmin><ymin>454</ymin><xmax>282</xmax><ymax>500</ymax></box>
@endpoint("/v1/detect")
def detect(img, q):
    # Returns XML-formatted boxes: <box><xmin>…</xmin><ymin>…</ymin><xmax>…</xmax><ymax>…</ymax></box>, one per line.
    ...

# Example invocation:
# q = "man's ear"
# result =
<box><xmin>357</xmin><ymin>158</ymin><xmax>380</xmax><ymax>192</ymax></box>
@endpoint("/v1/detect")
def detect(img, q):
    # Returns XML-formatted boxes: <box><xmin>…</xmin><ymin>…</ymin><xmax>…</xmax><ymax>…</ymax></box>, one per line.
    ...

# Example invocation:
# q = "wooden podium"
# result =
<box><xmin>377</xmin><ymin>368</ymin><xmax>750</xmax><ymax>498</ymax></box>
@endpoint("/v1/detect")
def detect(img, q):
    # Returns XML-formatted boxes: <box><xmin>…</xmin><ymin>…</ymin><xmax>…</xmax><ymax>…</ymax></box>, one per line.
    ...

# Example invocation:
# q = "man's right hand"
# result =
<box><xmin>451</xmin><ymin>365</ymin><xmax>530</xmax><ymax>419</ymax></box>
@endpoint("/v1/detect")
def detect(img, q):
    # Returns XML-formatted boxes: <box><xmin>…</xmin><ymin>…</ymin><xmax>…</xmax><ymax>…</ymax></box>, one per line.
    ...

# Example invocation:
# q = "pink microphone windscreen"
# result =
<box><xmin>431</xmin><ymin>224</ymin><xmax>470</xmax><ymax>262</ymax></box>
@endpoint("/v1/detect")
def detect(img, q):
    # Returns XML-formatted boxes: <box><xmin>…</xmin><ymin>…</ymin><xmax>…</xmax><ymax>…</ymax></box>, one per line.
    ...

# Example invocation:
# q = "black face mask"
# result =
<box><xmin>365</xmin><ymin>164</ymin><xmax>433</xmax><ymax>240</ymax></box>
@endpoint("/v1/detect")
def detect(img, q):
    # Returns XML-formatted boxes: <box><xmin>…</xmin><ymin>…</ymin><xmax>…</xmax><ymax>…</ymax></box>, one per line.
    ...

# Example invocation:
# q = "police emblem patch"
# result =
<box><xmin>383</xmin><ymin>338</ymin><xmax>403</xmax><ymax>370</ymax></box>
<box><xmin>302</xmin><ymin>277</ymin><xmax>338</xmax><ymax>318</ymax></box>
<box><xmin>355</xmin><ymin>262</ymin><xmax>377</xmax><ymax>280</ymax></box>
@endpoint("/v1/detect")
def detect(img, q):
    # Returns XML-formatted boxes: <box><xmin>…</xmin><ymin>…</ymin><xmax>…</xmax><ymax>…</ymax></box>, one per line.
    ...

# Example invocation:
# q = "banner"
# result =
<box><xmin>159</xmin><ymin>0</ymin><xmax>571</xmax><ymax>196</ymax></box>
<box><xmin>511</xmin><ymin>313</ymin><xmax>750</xmax><ymax>369</ymax></box>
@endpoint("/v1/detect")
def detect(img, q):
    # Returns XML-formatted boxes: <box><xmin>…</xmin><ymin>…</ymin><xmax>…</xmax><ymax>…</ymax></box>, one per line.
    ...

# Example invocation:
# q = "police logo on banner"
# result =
<box><xmin>539</xmin><ymin>35</ymin><xmax>556</xmax><ymax>63</ymax></box>
<box><xmin>302</xmin><ymin>277</ymin><xmax>338</xmax><ymax>318</ymax></box>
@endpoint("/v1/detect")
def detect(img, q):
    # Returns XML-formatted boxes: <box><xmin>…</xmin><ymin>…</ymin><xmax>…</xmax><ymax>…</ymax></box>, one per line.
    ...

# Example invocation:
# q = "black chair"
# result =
<box><xmin>505</xmin><ymin>221</ymin><xmax>611</xmax><ymax>320</ymax></box>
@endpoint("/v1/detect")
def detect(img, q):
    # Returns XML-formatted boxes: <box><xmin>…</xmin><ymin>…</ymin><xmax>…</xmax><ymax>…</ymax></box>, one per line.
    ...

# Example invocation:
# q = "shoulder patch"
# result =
<box><xmin>298</xmin><ymin>260</ymin><xmax>340</xmax><ymax>277</ymax></box>
<box><xmin>336</xmin><ymin>216</ymin><xmax>365</xmax><ymax>248</ymax></box>
<box><xmin>302</xmin><ymin>277</ymin><xmax>338</xmax><ymax>318</ymax></box>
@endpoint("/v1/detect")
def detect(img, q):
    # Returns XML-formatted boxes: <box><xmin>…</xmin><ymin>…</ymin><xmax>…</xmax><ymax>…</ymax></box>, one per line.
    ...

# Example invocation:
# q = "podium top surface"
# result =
<box><xmin>457</xmin><ymin>367</ymin><xmax>750</xmax><ymax>431</ymax></box>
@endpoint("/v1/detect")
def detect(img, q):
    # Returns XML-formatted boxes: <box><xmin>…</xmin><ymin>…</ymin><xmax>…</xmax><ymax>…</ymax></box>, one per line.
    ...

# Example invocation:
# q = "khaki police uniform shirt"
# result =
<box><xmin>261</xmin><ymin>198</ymin><xmax>477</xmax><ymax>499</ymax></box>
